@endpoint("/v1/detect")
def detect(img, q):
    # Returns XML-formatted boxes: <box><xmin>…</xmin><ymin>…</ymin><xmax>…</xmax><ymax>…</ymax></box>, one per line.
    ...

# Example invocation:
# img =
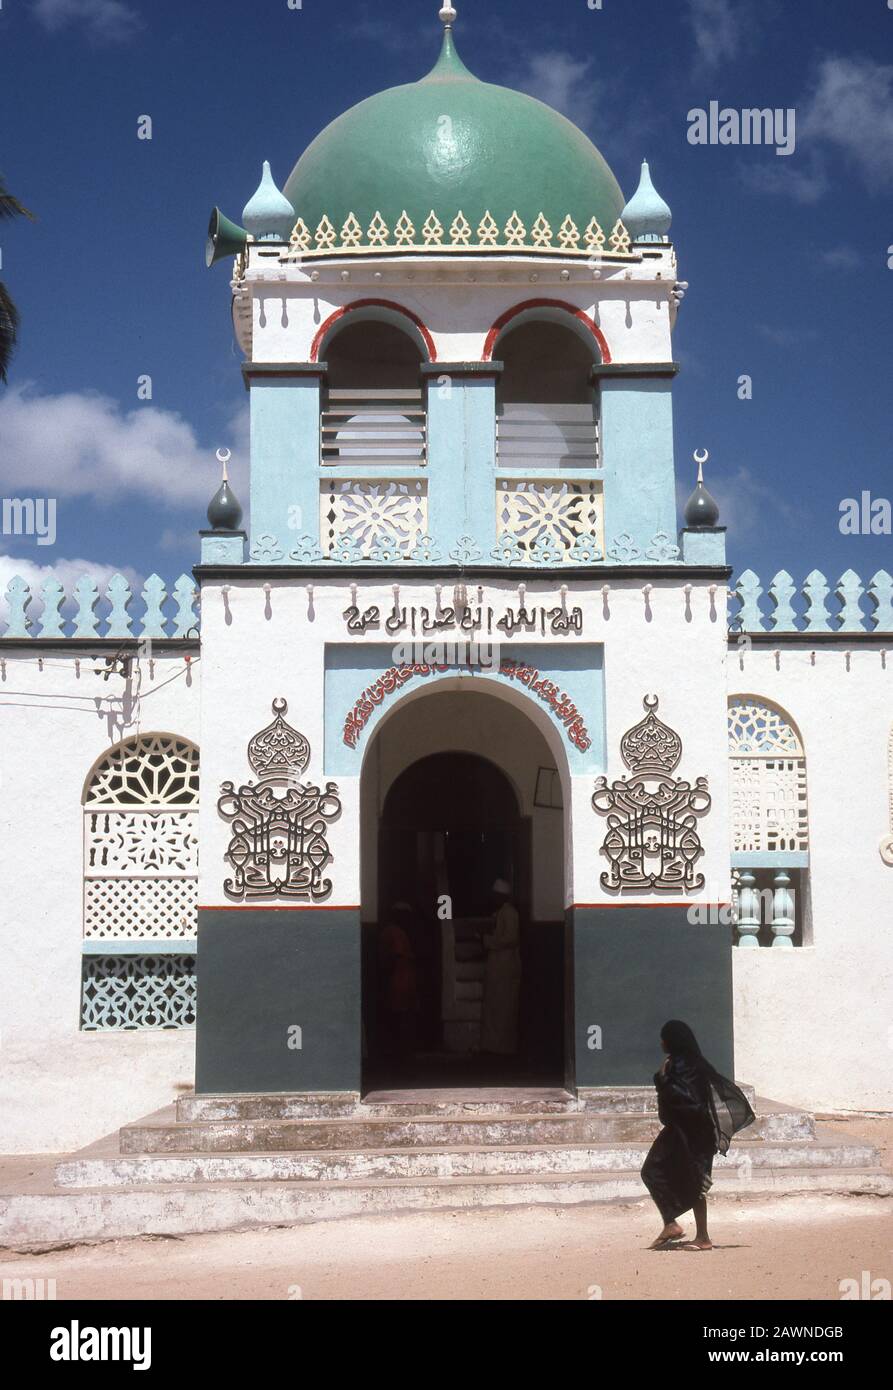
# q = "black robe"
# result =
<box><xmin>640</xmin><ymin>1055</ymin><xmax>754</xmax><ymax>1223</ymax></box>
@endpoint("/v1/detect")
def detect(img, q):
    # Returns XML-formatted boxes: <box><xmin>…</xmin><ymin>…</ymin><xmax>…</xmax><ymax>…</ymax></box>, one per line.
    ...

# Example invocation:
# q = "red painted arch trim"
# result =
<box><xmin>483</xmin><ymin>299</ymin><xmax>611</xmax><ymax>364</ymax></box>
<box><xmin>310</xmin><ymin>299</ymin><xmax>437</xmax><ymax>363</ymax></box>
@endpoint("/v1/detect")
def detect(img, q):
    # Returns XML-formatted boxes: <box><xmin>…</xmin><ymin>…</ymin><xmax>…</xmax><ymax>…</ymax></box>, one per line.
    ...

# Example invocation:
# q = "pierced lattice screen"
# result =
<box><xmin>728</xmin><ymin>699</ymin><xmax>809</xmax><ymax>853</ymax></box>
<box><xmin>496</xmin><ymin>479</ymin><xmax>603</xmax><ymax>560</ymax></box>
<box><xmin>83</xmin><ymin>736</ymin><xmax>199</xmax><ymax>943</ymax></box>
<box><xmin>81</xmin><ymin>955</ymin><xmax>197</xmax><ymax>1030</ymax></box>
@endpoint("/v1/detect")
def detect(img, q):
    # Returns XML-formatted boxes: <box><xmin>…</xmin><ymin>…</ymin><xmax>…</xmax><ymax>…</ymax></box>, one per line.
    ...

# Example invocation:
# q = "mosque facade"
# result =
<box><xmin>1</xmin><ymin>7</ymin><xmax>890</xmax><ymax>1152</ymax></box>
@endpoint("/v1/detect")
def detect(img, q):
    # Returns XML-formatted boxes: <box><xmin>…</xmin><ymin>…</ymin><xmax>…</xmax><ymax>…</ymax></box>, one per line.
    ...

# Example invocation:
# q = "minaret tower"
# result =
<box><xmin>196</xmin><ymin>5</ymin><xmax>734</xmax><ymax>1099</ymax></box>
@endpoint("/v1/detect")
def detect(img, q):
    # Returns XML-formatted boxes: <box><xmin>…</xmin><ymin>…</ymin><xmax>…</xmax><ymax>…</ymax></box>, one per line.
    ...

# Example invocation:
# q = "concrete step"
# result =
<box><xmin>56</xmin><ymin>1136</ymin><xmax>876</xmax><ymax>1190</ymax></box>
<box><xmin>175</xmin><ymin>1084</ymin><xmax>759</xmax><ymax>1123</ymax></box>
<box><xmin>3</xmin><ymin>1166</ymin><xmax>891</xmax><ymax>1249</ymax></box>
<box><xmin>123</xmin><ymin>1106</ymin><xmax>811</xmax><ymax>1155</ymax></box>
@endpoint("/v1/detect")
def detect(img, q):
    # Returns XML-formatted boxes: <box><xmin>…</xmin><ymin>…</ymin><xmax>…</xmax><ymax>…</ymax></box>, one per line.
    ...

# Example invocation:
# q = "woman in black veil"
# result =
<box><xmin>641</xmin><ymin>1019</ymin><xmax>754</xmax><ymax>1250</ymax></box>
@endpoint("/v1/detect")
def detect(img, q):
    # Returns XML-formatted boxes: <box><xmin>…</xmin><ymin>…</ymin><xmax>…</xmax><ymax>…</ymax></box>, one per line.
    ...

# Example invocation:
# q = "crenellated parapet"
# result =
<box><xmin>0</xmin><ymin>573</ymin><xmax>199</xmax><ymax>640</ymax></box>
<box><xmin>731</xmin><ymin>569</ymin><xmax>893</xmax><ymax>635</ymax></box>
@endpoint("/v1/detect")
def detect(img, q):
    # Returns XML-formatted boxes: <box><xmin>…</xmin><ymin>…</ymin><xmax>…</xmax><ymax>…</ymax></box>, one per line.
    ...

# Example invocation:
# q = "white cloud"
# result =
<box><xmin>756</xmin><ymin>324</ymin><xmax>819</xmax><ymax>348</ymax></box>
<box><xmin>514</xmin><ymin>52</ymin><xmax>601</xmax><ymax>131</ymax></box>
<box><xmin>0</xmin><ymin>385</ymin><xmax>247</xmax><ymax>511</ymax></box>
<box><xmin>819</xmin><ymin>246</ymin><xmax>861</xmax><ymax>271</ymax></box>
<box><xmin>801</xmin><ymin>55</ymin><xmax>893</xmax><ymax>189</ymax></box>
<box><xmin>0</xmin><ymin>553</ymin><xmax>142</xmax><ymax>626</ymax></box>
<box><xmin>32</xmin><ymin>0</ymin><xmax>141</xmax><ymax>43</ymax></box>
<box><xmin>679</xmin><ymin>463</ymin><xmax>799</xmax><ymax>539</ymax></box>
<box><xmin>739</xmin><ymin>155</ymin><xmax>829</xmax><ymax>205</ymax></box>
<box><xmin>687</xmin><ymin>0</ymin><xmax>744</xmax><ymax>72</ymax></box>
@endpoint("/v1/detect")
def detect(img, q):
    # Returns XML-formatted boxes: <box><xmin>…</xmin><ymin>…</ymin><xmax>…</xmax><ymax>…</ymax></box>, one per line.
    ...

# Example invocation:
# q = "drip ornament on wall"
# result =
<box><xmin>218</xmin><ymin>699</ymin><xmax>342</xmax><ymax>901</ymax></box>
<box><xmin>882</xmin><ymin>725</ymin><xmax>893</xmax><ymax>866</ymax></box>
<box><xmin>592</xmin><ymin>696</ymin><xmax>711</xmax><ymax>892</ymax></box>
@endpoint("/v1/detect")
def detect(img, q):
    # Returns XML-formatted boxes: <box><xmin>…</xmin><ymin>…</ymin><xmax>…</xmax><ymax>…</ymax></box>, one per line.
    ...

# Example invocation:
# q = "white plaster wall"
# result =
<box><xmin>197</xmin><ymin>574</ymin><xmax>730</xmax><ymax>919</ymax></box>
<box><xmin>0</xmin><ymin>651</ymin><xmax>200</xmax><ymax>1152</ymax></box>
<box><xmin>243</xmin><ymin>249</ymin><xmax>677</xmax><ymax>366</ymax></box>
<box><xmin>729</xmin><ymin>643</ymin><xmax>893</xmax><ymax>1112</ymax></box>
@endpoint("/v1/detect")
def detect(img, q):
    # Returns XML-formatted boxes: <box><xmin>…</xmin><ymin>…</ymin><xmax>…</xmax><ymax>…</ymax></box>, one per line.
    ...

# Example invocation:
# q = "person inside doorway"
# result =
<box><xmin>479</xmin><ymin>879</ymin><xmax>522</xmax><ymax>1056</ymax></box>
<box><xmin>641</xmin><ymin>1019</ymin><xmax>754</xmax><ymax>1250</ymax></box>
<box><xmin>377</xmin><ymin>902</ymin><xmax>420</xmax><ymax>1069</ymax></box>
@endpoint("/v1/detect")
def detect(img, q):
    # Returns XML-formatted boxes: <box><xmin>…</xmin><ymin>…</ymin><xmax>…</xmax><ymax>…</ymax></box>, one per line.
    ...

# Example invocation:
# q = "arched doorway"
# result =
<box><xmin>361</xmin><ymin>687</ymin><xmax>568</xmax><ymax>1091</ymax></box>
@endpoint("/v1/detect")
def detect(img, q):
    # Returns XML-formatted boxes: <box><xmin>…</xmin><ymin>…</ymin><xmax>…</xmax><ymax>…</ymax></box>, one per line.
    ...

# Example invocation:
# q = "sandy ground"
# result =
<box><xmin>0</xmin><ymin>1193</ymin><xmax>890</xmax><ymax>1301</ymax></box>
<box><xmin>1</xmin><ymin>1118</ymin><xmax>890</xmax><ymax>1301</ymax></box>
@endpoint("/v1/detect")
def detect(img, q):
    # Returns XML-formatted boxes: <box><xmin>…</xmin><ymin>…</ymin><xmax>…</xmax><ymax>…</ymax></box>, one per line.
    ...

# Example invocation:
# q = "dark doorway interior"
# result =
<box><xmin>362</xmin><ymin>752</ymin><xmax>565</xmax><ymax>1091</ymax></box>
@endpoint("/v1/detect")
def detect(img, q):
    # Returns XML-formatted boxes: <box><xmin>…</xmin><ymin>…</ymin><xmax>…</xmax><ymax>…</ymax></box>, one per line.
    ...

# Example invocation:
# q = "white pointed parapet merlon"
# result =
<box><xmin>0</xmin><ymin>574</ymin><xmax>199</xmax><ymax>639</ymax></box>
<box><xmin>731</xmin><ymin>569</ymin><xmax>893</xmax><ymax>634</ymax></box>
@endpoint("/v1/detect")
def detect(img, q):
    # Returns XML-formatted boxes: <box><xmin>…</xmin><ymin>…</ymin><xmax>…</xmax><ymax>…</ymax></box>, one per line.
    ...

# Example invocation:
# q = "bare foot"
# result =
<box><xmin>683</xmin><ymin>1238</ymin><xmax>714</xmax><ymax>1251</ymax></box>
<box><xmin>650</xmin><ymin>1222</ymin><xmax>685</xmax><ymax>1249</ymax></box>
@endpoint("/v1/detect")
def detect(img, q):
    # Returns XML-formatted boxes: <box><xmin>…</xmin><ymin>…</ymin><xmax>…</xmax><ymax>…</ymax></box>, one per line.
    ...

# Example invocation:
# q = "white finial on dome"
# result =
<box><xmin>439</xmin><ymin>4</ymin><xmax>457</xmax><ymax>27</ymax></box>
<box><xmin>693</xmin><ymin>448</ymin><xmax>709</xmax><ymax>484</ymax></box>
<box><xmin>216</xmin><ymin>447</ymin><xmax>232</xmax><ymax>481</ymax></box>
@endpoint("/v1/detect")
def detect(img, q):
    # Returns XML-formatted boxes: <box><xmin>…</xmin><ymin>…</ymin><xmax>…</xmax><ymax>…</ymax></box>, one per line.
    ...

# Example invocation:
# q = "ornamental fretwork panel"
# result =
<box><xmin>81</xmin><ymin>955</ymin><xmax>196</xmax><ymax>1031</ymax></box>
<box><xmin>728</xmin><ymin>698</ymin><xmax>808</xmax><ymax>854</ymax></box>
<box><xmin>218</xmin><ymin>699</ymin><xmax>342</xmax><ymax>901</ymax></box>
<box><xmin>321</xmin><ymin>479</ymin><xmax>428</xmax><ymax>560</ymax></box>
<box><xmin>497</xmin><ymin>479</ymin><xmax>604</xmax><ymax>563</ymax></box>
<box><xmin>83</xmin><ymin>735</ymin><xmax>199</xmax><ymax>942</ymax></box>
<box><xmin>592</xmin><ymin>696</ymin><xmax>711</xmax><ymax>892</ymax></box>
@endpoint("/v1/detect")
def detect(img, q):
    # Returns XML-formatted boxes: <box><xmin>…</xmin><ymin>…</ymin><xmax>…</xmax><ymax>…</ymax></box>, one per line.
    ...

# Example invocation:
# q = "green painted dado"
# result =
<box><xmin>283</xmin><ymin>29</ymin><xmax>625</xmax><ymax>241</ymax></box>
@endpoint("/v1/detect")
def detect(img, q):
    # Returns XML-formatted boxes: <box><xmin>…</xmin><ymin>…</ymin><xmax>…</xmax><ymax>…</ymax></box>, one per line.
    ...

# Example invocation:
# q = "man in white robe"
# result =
<box><xmin>480</xmin><ymin>879</ymin><xmax>522</xmax><ymax>1055</ymax></box>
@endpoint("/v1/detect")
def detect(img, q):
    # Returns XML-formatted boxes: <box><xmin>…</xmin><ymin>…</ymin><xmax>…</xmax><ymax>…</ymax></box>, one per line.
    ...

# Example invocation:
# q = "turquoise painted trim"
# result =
<box><xmin>250</xmin><ymin>377</ymin><xmax>322</xmax><ymax>561</ymax></box>
<box><xmin>732</xmin><ymin>852</ymin><xmax>809</xmax><ymax>869</ymax></box>
<box><xmin>599</xmin><ymin>379</ymin><xmax>677</xmax><ymax>556</ymax></box>
<box><xmin>201</xmin><ymin>533</ymin><xmax>245</xmax><ymax>565</ymax></box>
<box><xmin>82</xmin><ymin>939</ymin><xmax>197</xmax><ymax>955</ymax></box>
<box><xmin>320</xmin><ymin>465</ymin><xmax>427</xmax><ymax>480</ymax></box>
<box><xmin>496</xmin><ymin>466</ymin><xmax>603</xmax><ymax>480</ymax></box>
<box><xmin>681</xmin><ymin>528</ymin><xmax>727</xmax><ymax>566</ymax></box>
<box><xmin>427</xmin><ymin>376</ymin><xmax>496</xmax><ymax>554</ymax></box>
<box><xmin>324</xmin><ymin>641</ymin><xmax>605</xmax><ymax>776</ymax></box>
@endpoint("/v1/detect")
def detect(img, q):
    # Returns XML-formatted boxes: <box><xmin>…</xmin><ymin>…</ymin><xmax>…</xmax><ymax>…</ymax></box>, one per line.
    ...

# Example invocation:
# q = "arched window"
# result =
<box><xmin>321</xmin><ymin>319</ymin><xmax>427</xmax><ymax>559</ymax></box>
<box><xmin>495</xmin><ymin>319</ymin><xmax>602</xmax><ymax>560</ymax></box>
<box><xmin>728</xmin><ymin>699</ymin><xmax>808</xmax><ymax>853</ymax></box>
<box><xmin>728</xmin><ymin>698</ymin><xmax>808</xmax><ymax>948</ymax></box>
<box><xmin>81</xmin><ymin>735</ymin><xmax>199</xmax><ymax>1030</ymax></box>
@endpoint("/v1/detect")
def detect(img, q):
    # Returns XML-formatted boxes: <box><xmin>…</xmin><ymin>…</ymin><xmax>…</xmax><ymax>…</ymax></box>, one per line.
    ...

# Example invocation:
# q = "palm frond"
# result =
<box><xmin>0</xmin><ymin>280</ymin><xmax>21</xmax><ymax>383</ymax></box>
<box><xmin>0</xmin><ymin>173</ymin><xmax>35</xmax><ymax>222</ymax></box>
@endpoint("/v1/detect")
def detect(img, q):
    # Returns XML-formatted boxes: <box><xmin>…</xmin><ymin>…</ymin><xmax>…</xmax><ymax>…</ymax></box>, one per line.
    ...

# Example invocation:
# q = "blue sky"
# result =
<box><xmin>0</xmin><ymin>0</ymin><xmax>891</xmax><ymax>605</ymax></box>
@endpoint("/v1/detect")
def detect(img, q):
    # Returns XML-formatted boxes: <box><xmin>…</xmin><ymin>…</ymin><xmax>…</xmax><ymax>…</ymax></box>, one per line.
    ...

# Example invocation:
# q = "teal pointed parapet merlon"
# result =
<box><xmin>72</xmin><ymin>576</ymin><xmax>100</xmax><ymax>638</ymax></box>
<box><xmin>4</xmin><ymin>576</ymin><xmax>32</xmax><ymax>637</ymax></box>
<box><xmin>868</xmin><ymin>571</ymin><xmax>893</xmax><ymax>631</ymax></box>
<box><xmin>735</xmin><ymin>570</ymin><xmax>763</xmax><ymax>631</ymax></box>
<box><xmin>39</xmin><ymin>579</ymin><xmax>65</xmax><ymax>637</ymax></box>
<box><xmin>732</xmin><ymin>568</ymin><xmax>893</xmax><ymax>633</ymax></box>
<box><xmin>1</xmin><ymin>574</ymin><xmax>203</xmax><ymax>639</ymax></box>
<box><xmin>141</xmin><ymin>575</ymin><xmax>168</xmax><ymax>638</ymax></box>
<box><xmin>172</xmin><ymin>575</ymin><xmax>199</xmax><ymax>637</ymax></box>
<box><xmin>802</xmin><ymin>570</ymin><xmax>832</xmax><ymax>632</ymax></box>
<box><xmin>768</xmin><ymin>571</ymin><xmax>797</xmax><ymax>632</ymax></box>
<box><xmin>836</xmin><ymin>570</ymin><xmax>865</xmax><ymax>633</ymax></box>
<box><xmin>105</xmin><ymin>574</ymin><xmax>134</xmax><ymax>639</ymax></box>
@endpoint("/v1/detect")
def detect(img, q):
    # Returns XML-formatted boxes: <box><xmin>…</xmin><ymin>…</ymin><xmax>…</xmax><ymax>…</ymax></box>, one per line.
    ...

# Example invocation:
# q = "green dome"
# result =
<box><xmin>283</xmin><ymin>27</ymin><xmax>625</xmax><ymax>248</ymax></box>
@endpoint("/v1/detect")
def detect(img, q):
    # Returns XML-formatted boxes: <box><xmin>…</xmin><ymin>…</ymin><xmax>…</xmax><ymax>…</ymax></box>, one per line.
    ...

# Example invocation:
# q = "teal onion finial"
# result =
<box><xmin>242</xmin><ymin>161</ymin><xmax>296</xmax><ymax>243</ymax></box>
<box><xmin>684</xmin><ymin>450</ymin><xmax>720</xmax><ymax>528</ymax></box>
<box><xmin>622</xmin><ymin>159</ymin><xmax>672</xmax><ymax>243</ymax></box>
<box><xmin>207</xmin><ymin>448</ymin><xmax>243</xmax><ymax>531</ymax></box>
